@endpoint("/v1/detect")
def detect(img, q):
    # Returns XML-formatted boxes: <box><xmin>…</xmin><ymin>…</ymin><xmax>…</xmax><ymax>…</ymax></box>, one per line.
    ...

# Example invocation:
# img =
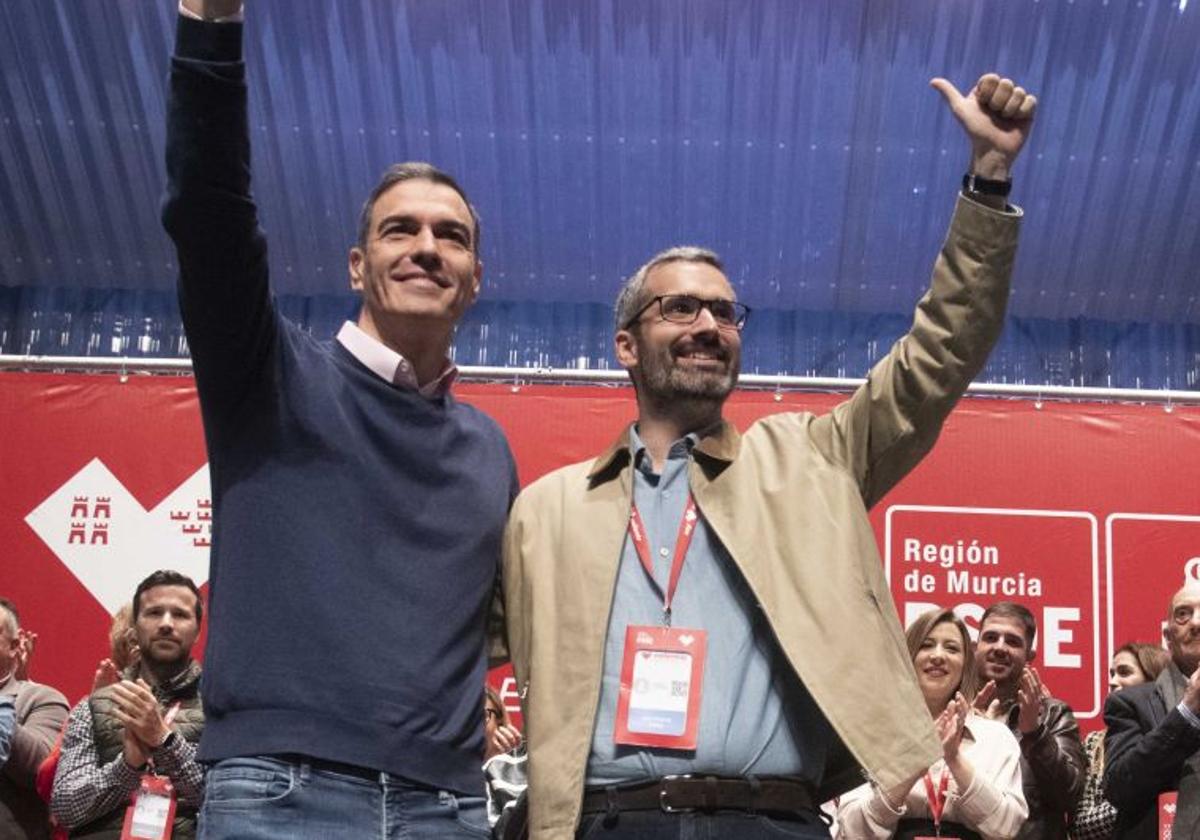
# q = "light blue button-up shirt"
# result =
<box><xmin>585</xmin><ymin>426</ymin><xmax>833</xmax><ymax>785</ymax></box>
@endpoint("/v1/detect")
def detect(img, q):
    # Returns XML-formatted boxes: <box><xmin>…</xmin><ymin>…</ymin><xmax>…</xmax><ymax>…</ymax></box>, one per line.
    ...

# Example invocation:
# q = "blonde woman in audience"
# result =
<box><xmin>838</xmin><ymin>608</ymin><xmax>1028</xmax><ymax>840</ymax></box>
<box><xmin>91</xmin><ymin>605</ymin><xmax>139</xmax><ymax>692</ymax></box>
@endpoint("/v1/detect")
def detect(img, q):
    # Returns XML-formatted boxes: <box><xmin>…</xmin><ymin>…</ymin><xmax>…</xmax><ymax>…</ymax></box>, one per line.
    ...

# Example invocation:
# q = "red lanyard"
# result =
<box><xmin>923</xmin><ymin>768</ymin><xmax>951</xmax><ymax>834</ymax></box>
<box><xmin>627</xmin><ymin>495</ymin><xmax>698</xmax><ymax>627</ymax></box>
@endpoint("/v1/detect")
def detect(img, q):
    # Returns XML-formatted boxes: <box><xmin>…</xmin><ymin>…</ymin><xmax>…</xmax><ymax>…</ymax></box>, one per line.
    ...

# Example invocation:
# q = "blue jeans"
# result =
<box><xmin>575</xmin><ymin>808</ymin><xmax>832</xmax><ymax>840</ymax></box>
<box><xmin>198</xmin><ymin>756</ymin><xmax>491</xmax><ymax>840</ymax></box>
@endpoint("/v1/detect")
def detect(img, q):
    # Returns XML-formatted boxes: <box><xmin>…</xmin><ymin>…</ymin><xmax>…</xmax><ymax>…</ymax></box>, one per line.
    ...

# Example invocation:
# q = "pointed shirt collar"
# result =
<box><xmin>336</xmin><ymin>321</ymin><xmax>457</xmax><ymax>399</ymax></box>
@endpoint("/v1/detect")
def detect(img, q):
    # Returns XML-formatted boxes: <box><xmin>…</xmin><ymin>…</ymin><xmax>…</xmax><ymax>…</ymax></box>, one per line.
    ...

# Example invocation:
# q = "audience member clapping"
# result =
<box><xmin>1104</xmin><ymin>584</ymin><xmax>1200</xmax><ymax>840</ymax></box>
<box><xmin>91</xmin><ymin>606</ymin><xmax>138</xmax><ymax>693</ymax></box>
<box><xmin>838</xmin><ymin>608</ymin><xmax>1028</xmax><ymax>840</ymax></box>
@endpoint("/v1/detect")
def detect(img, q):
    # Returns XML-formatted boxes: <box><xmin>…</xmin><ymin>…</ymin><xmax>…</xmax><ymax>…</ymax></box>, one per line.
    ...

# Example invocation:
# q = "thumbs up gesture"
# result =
<box><xmin>931</xmin><ymin>74</ymin><xmax>1038</xmax><ymax>182</ymax></box>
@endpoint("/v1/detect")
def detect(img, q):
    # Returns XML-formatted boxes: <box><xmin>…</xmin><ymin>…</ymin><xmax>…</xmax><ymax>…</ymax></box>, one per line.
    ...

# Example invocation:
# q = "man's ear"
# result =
<box><xmin>348</xmin><ymin>247</ymin><xmax>365</xmax><ymax>292</ymax></box>
<box><xmin>468</xmin><ymin>259</ymin><xmax>483</xmax><ymax>305</ymax></box>
<box><xmin>614</xmin><ymin>328</ymin><xmax>639</xmax><ymax>372</ymax></box>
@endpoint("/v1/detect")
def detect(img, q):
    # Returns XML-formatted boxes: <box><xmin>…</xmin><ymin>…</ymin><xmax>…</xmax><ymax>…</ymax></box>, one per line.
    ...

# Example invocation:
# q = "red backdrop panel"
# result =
<box><xmin>2</xmin><ymin>373</ymin><xmax>1198</xmax><ymax>731</ymax></box>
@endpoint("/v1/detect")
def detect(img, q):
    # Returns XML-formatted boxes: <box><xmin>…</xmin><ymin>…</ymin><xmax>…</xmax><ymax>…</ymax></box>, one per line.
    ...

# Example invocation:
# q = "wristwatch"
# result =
<box><xmin>155</xmin><ymin>731</ymin><xmax>178</xmax><ymax>751</ymax></box>
<box><xmin>962</xmin><ymin>172</ymin><xmax>1012</xmax><ymax>198</ymax></box>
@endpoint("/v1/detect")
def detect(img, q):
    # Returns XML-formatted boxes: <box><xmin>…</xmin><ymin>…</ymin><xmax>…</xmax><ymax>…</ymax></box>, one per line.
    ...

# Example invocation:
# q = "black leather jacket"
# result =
<box><xmin>1006</xmin><ymin>698</ymin><xmax>1087</xmax><ymax>840</ymax></box>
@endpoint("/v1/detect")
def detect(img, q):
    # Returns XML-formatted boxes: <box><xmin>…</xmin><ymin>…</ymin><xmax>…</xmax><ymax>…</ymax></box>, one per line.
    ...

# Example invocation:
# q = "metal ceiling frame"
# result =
<box><xmin>3</xmin><ymin>354</ymin><xmax>1196</xmax><ymax>407</ymax></box>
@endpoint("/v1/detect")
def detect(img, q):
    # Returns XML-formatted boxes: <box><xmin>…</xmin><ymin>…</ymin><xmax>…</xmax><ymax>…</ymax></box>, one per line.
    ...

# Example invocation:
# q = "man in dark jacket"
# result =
<box><xmin>1104</xmin><ymin>584</ymin><xmax>1200</xmax><ymax>840</ymax></box>
<box><xmin>51</xmin><ymin>571</ymin><xmax>205</xmax><ymax>840</ymax></box>
<box><xmin>974</xmin><ymin>601</ymin><xmax>1087</xmax><ymax>840</ymax></box>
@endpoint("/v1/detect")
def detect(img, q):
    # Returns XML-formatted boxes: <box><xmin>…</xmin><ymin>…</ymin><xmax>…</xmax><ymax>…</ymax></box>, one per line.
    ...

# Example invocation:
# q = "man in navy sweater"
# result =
<box><xmin>163</xmin><ymin>3</ymin><xmax>517</xmax><ymax>838</ymax></box>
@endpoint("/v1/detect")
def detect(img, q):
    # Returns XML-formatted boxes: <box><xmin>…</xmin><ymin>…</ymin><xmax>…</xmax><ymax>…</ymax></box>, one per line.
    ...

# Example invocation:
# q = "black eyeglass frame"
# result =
<box><xmin>622</xmin><ymin>294</ymin><xmax>751</xmax><ymax>331</ymax></box>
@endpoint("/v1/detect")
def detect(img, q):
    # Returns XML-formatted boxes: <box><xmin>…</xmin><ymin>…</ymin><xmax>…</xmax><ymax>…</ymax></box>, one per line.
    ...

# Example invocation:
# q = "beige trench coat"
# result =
<box><xmin>501</xmin><ymin>195</ymin><xmax>1021</xmax><ymax>839</ymax></box>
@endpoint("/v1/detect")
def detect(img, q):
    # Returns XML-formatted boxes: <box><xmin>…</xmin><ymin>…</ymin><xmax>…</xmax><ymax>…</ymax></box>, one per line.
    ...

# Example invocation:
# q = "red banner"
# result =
<box><xmin>2</xmin><ymin>373</ymin><xmax>1198</xmax><ymax>730</ymax></box>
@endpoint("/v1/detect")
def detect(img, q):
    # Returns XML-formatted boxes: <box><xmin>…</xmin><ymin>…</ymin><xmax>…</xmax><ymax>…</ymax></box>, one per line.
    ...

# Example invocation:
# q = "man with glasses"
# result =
<box><xmin>500</xmin><ymin>72</ymin><xmax>1037</xmax><ymax>840</ymax></box>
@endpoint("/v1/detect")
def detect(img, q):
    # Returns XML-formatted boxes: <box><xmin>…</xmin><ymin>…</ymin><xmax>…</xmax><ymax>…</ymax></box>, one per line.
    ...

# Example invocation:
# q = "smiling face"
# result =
<box><xmin>615</xmin><ymin>260</ymin><xmax>741</xmax><ymax>405</ymax></box>
<box><xmin>915</xmin><ymin>619</ymin><xmax>967</xmax><ymax>712</ymax></box>
<box><xmin>348</xmin><ymin>178</ymin><xmax>482</xmax><ymax>341</ymax></box>
<box><xmin>975</xmin><ymin>615</ymin><xmax>1032</xmax><ymax>688</ymax></box>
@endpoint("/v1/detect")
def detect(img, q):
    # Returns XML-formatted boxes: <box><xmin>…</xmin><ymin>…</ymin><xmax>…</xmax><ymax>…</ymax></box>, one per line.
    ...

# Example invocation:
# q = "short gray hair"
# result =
<box><xmin>613</xmin><ymin>246</ymin><xmax>724</xmax><ymax>331</ymax></box>
<box><xmin>0</xmin><ymin>598</ymin><xmax>18</xmax><ymax>638</ymax></box>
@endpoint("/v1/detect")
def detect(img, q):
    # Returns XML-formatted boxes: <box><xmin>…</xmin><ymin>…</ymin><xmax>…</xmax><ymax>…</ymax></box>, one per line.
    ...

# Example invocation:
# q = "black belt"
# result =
<box><xmin>581</xmin><ymin>775</ymin><xmax>816</xmax><ymax>817</ymax></box>
<box><xmin>895</xmin><ymin>817</ymin><xmax>983</xmax><ymax>840</ymax></box>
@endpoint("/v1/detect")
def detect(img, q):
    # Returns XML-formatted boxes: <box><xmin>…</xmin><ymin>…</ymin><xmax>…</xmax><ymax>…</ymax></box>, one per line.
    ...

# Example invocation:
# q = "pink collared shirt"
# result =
<box><xmin>336</xmin><ymin>322</ymin><xmax>457</xmax><ymax>400</ymax></box>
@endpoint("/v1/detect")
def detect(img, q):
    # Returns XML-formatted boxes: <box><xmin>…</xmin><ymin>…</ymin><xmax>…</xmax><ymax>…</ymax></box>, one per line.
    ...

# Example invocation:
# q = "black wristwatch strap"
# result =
<box><xmin>154</xmin><ymin>731</ymin><xmax>178</xmax><ymax>752</ymax></box>
<box><xmin>962</xmin><ymin>172</ymin><xmax>1012</xmax><ymax>197</ymax></box>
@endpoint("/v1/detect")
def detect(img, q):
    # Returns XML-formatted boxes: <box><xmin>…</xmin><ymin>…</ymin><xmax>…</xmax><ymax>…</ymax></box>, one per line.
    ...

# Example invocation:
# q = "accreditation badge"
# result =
<box><xmin>120</xmin><ymin>774</ymin><xmax>177</xmax><ymax>840</ymax></box>
<box><xmin>614</xmin><ymin>624</ymin><xmax>706</xmax><ymax>750</ymax></box>
<box><xmin>1159</xmin><ymin>791</ymin><xmax>1176</xmax><ymax>840</ymax></box>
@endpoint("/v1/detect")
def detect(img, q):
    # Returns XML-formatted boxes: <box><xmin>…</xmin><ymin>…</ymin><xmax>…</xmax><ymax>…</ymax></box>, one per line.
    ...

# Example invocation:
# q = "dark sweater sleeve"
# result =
<box><xmin>1103</xmin><ymin>689</ymin><xmax>1200</xmax><ymax>813</ymax></box>
<box><xmin>161</xmin><ymin>14</ymin><xmax>277</xmax><ymax>411</ymax></box>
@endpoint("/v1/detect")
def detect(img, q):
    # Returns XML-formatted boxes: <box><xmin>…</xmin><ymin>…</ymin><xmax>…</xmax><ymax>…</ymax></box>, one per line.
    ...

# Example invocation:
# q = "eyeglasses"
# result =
<box><xmin>624</xmin><ymin>294</ymin><xmax>750</xmax><ymax>331</ymax></box>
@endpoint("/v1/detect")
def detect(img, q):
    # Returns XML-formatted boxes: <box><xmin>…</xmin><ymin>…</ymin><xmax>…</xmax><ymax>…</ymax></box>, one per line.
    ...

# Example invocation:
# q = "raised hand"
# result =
<box><xmin>972</xmin><ymin>680</ymin><xmax>1004</xmax><ymax>719</ymax></box>
<box><xmin>490</xmin><ymin>724</ymin><xmax>523</xmax><ymax>756</ymax></box>
<box><xmin>92</xmin><ymin>658</ymin><xmax>123</xmax><ymax>693</ymax></box>
<box><xmin>930</xmin><ymin>73</ymin><xmax>1038</xmax><ymax>181</ymax></box>
<box><xmin>180</xmin><ymin>0</ymin><xmax>243</xmax><ymax>20</ymax></box>
<box><xmin>110</xmin><ymin>680</ymin><xmax>170</xmax><ymax>752</ymax></box>
<box><xmin>14</xmin><ymin>629</ymin><xmax>36</xmax><ymax>681</ymax></box>
<box><xmin>1017</xmin><ymin>666</ymin><xmax>1045</xmax><ymax>734</ymax></box>
<box><xmin>936</xmin><ymin>692</ymin><xmax>970</xmax><ymax>760</ymax></box>
<box><xmin>1183</xmin><ymin>667</ymin><xmax>1200</xmax><ymax>715</ymax></box>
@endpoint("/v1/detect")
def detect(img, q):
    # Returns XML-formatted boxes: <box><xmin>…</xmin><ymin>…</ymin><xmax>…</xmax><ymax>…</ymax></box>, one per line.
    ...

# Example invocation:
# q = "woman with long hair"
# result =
<box><xmin>838</xmin><ymin>608</ymin><xmax>1028</xmax><ymax>840</ymax></box>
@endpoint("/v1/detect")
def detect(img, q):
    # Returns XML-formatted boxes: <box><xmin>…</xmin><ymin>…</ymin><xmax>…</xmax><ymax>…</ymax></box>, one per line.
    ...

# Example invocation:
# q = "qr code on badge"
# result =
<box><xmin>671</xmin><ymin>680</ymin><xmax>689</xmax><ymax>698</ymax></box>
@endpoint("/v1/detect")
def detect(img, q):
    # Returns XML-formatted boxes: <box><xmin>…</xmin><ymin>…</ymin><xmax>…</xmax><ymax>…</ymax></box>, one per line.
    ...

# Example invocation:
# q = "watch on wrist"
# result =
<box><xmin>962</xmin><ymin>172</ymin><xmax>1013</xmax><ymax>198</ymax></box>
<box><xmin>155</xmin><ymin>731</ymin><xmax>178</xmax><ymax>751</ymax></box>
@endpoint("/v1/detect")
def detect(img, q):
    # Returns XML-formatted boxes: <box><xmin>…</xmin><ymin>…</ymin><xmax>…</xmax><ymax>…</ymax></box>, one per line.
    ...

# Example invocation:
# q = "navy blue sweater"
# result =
<box><xmin>162</xmin><ymin>16</ymin><xmax>517</xmax><ymax>795</ymax></box>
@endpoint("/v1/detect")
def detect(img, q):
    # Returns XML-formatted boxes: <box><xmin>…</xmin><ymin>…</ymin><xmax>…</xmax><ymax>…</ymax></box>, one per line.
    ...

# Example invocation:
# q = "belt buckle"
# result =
<box><xmin>658</xmin><ymin>774</ymin><xmax>695</xmax><ymax>814</ymax></box>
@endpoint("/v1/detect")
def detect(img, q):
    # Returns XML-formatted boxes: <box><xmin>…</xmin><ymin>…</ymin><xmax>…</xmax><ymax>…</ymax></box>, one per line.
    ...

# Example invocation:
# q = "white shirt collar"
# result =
<box><xmin>336</xmin><ymin>321</ymin><xmax>457</xmax><ymax>399</ymax></box>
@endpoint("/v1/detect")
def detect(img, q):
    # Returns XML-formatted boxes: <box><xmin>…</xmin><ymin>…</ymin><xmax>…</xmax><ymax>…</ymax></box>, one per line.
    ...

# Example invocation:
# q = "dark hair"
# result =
<box><xmin>905</xmin><ymin>607</ymin><xmax>979</xmax><ymax>704</ymax></box>
<box><xmin>355</xmin><ymin>162</ymin><xmax>481</xmax><ymax>253</ymax></box>
<box><xmin>981</xmin><ymin>601</ymin><xmax>1037</xmax><ymax>652</ymax></box>
<box><xmin>0</xmin><ymin>597</ymin><xmax>18</xmax><ymax>636</ymax></box>
<box><xmin>484</xmin><ymin>685</ymin><xmax>512</xmax><ymax>728</ymax></box>
<box><xmin>1115</xmin><ymin>641</ymin><xmax>1168</xmax><ymax>682</ymax></box>
<box><xmin>133</xmin><ymin>571</ymin><xmax>203</xmax><ymax>624</ymax></box>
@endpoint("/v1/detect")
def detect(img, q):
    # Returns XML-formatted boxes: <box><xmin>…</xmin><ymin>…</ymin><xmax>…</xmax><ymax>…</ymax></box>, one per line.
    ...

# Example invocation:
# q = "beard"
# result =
<box><xmin>635</xmin><ymin>334</ymin><xmax>739</xmax><ymax>405</ymax></box>
<box><xmin>138</xmin><ymin>634</ymin><xmax>190</xmax><ymax>672</ymax></box>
